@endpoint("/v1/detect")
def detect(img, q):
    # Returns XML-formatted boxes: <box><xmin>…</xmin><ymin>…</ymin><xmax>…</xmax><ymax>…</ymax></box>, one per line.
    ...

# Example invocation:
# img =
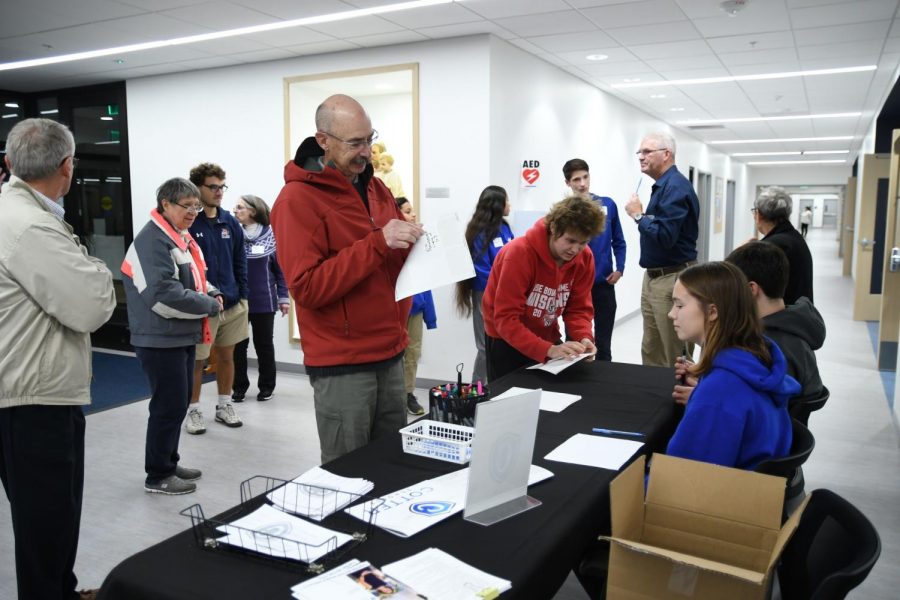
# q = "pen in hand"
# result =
<box><xmin>592</xmin><ymin>427</ymin><xmax>645</xmax><ymax>438</ymax></box>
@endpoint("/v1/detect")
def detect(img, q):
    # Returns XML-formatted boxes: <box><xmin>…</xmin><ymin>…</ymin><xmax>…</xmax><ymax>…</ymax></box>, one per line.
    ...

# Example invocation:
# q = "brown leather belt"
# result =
<box><xmin>646</xmin><ymin>261</ymin><xmax>696</xmax><ymax>279</ymax></box>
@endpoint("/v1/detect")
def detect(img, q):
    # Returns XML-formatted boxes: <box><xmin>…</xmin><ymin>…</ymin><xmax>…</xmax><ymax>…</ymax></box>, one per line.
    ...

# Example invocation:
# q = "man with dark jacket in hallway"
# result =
<box><xmin>752</xmin><ymin>186</ymin><xmax>813</xmax><ymax>305</ymax></box>
<box><xmin>271</xmin><ymin>94</ymin><xmax>423</xmax><ymax>464</ymax></box>
<box><xmin>624</xmin><ymin>132</ymin><xmax>700</xmax><ymax>367</ymax></box>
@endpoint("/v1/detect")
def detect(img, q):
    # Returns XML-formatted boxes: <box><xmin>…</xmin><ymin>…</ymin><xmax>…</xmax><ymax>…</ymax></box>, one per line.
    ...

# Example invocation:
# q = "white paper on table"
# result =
<box><xmin>344</xmin><ymin>465</ymin><xmax>552</xmax><ymax>538</ymax></box>
<box><xmin>267</xmin><ymin>466</ymin><xmax>373</xmax><ymax>521</ymax></box>
<box><xmin>526</xmin><ymin>352</ymin><xmax>593</xmax><ymax>374</ymax></box>
<box><xmin>544</xmin><ymin>433</ymin><xmax>644</xmax><ymax>470</ymax></box>
<box><xmin>216</xmin><ymin>504</ymin><xmax>353</xmax><ymax>563</ymax></box>
<box><xmin>395</xmin><ymin>212</ymin><xmax>475</xmax><ymax>301</ymax></box>
<box><xmin>493</xmin><ymin>386</ymin><xmax>581</xmax><ymax>413</ymax></box>
<box><xmin>383</xmin><ymin>547</ymin><xmax>512</xmax><ymax>600</ymax></box>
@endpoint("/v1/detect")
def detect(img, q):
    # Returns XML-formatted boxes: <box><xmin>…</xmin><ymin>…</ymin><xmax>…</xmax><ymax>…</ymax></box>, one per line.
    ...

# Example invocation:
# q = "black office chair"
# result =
<box><xmin>778</xmin><ymin>489</ymin><xmax>881</xmax><ymax>599</ymax></box>
<box><xmin>789</xmin><ymin>386</ymin><xmax>830</xmax><ymax>428</ymax></box>
<box><xmin>574</xmin><ymin>540</ymin><xmax>609</xmax><ymax>600</ymax></box>
<box><xmin>755</xmin><ymin>419</ymin><xmax>815</xmax><ymax>521</ymax></box>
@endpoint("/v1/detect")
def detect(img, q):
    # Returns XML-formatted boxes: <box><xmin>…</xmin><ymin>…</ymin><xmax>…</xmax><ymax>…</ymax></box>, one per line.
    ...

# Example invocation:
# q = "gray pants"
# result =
<box><xmin>471</xmin><ymin>290</ymin><xmax>487</xmax><ymax>384</ymax></box>
<box><xmin>309</xmin><ymin>359</ymin><xmax>406</xmax><ymax>464</ymax></box>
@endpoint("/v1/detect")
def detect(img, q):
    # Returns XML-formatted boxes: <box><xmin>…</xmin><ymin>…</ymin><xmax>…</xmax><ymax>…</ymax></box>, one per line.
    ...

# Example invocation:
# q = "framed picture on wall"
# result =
<box><xmin>283</xmin><ymin>63</ymin><xmax>420</xmax><ymax>344</ymax></box>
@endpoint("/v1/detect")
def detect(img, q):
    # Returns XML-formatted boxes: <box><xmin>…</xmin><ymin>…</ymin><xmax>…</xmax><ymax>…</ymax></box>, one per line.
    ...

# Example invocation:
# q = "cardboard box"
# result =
<box><xmin>603</xmin><ymin>453</ymin><xmax>808</xmax><ymax>600</ymax></box>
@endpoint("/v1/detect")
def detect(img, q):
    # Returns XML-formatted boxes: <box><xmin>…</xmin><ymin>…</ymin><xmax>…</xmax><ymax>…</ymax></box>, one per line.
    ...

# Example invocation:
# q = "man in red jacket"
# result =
<box><xmin>271</xmin><ymin>94</ymin><xmax>423</xmax><ymax>464</ymax></box>
<box><xmin>482</xmin><ymin>196</ymin><xmax>605</xmax><ymax>381</ymax></box>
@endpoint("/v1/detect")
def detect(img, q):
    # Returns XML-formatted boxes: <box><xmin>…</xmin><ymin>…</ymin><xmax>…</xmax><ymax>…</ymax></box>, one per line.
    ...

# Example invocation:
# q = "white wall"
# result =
<box><xmin>128</xmin><ymin>33</ymin><xmax>750</xmax><ymax>382</ymax></box>
<box><xmin>128</xmin><ymin>36</ymin><xmax>491</xmax><ymax>378</ymax></box>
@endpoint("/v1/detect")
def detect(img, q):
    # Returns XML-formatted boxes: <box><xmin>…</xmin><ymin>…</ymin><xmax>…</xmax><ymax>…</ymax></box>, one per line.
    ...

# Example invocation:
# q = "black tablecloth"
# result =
<box><xmin>98</xmin><ymin>360</ymin><xmax>679</xmax><ymax>600</ymax></box>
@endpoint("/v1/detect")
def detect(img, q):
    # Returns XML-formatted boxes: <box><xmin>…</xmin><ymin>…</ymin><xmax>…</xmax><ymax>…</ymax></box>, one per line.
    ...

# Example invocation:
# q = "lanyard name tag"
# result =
<box><xmin>251</xmin><ymin>244</ymin><xmax>265</xmax><ymax>255</ymax></box>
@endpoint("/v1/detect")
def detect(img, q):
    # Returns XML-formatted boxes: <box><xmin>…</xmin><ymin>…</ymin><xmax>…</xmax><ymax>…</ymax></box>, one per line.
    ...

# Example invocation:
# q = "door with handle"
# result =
<box><xmin>853</xmin><ymin>154</ymin><xmax>890</xmax><ymax>321</ymax></box>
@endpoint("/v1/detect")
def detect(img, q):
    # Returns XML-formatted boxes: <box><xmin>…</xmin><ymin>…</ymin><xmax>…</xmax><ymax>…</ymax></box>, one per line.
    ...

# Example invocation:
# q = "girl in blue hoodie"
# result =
<box><xmin>666</xmin><ymin>261</ymin><xmax>798</xmax><ymax>470</ymax></box>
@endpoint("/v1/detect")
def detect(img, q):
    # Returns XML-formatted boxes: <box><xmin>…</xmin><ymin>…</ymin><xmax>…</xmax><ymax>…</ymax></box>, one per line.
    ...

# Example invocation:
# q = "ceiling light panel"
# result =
<box><xmin>677</xmin><ymin>112</ymin><xmax>860</xmax><ymax>125</ymax></box>
<box><xmin>746</xmin><ymin>159</ymin><xmax>848</xmax><ymax>165</ymax></box>
<box><xmin>711</xmin><ymin>136</ymin><xmax>854</xmax><ymax>144</ymax></box>
<box><xmin>611</xmin><ymin>65</ymin><xmax>877</xmax><ymax>88</ymax></box>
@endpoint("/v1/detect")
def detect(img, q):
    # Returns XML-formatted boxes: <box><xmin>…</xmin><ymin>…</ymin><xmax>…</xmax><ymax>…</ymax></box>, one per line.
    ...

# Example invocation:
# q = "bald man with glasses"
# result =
<box><xmin>625</xmin><ymin>133</ymin><xmax>700</xmax><ymax>368</ymax></box>
<box><xmin>272</xmin><ymin>94</ymin><xmax>423</xmax><ymax>464</ymax></box>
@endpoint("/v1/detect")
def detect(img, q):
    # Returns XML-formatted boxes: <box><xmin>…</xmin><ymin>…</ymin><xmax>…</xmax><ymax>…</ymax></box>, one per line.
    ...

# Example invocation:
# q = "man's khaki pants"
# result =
<box><xmin>640</xmin><ymin>271</ymin><xmax>691</xmax><ymax>367</ymax></box>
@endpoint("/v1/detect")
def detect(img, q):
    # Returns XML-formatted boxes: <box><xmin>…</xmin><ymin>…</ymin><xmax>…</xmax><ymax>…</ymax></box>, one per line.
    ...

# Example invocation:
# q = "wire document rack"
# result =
<box><xmin>180</xmin><ymin>475</ymin><xmax>383</xmax><ymax>575</ymax></box>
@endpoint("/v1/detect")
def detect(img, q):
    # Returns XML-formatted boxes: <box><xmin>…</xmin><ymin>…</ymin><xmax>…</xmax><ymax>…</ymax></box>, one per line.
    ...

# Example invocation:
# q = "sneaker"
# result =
<box><xmin>185</xmin><ymin>409</ymin><xmax>206</xmax><ymax>435</ymax></box>
<box><xmin>174</xmin><ymin>465</ymin><xmax>202</xmax><ymax>481</ymax></box>
<box><xmin>257</xmin><ymin>390</ymin><xmax>273</xmax><ymax>402</ymax></box>
<box><xmin>406</xmin><ymin>393</ymin><xmax>425</xmax><ymax>416</ymax></box>
<box><xmin>231</xmin><ymin>391</ymin><xmax>246</xmax><ymax>403</ymax></box>
<box><xmin>215</xmin><ymin>402</ymin><xmax>243</xmax><ymax>427</ymax></box>
<box><xmin>145</xmin><ymin>474</ymin><xmax>196</xmax><ymax>495</ymax></box>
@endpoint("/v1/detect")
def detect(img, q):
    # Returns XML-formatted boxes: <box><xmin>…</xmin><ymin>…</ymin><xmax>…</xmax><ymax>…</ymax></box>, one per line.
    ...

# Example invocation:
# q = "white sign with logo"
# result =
<box><xmin>345</xmin><ymin>465</ymin><xmax>552</xmax><ymax>538</ymax></box>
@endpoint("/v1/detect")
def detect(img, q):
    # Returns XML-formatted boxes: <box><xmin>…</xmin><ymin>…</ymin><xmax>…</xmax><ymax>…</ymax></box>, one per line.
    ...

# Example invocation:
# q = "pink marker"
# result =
<box><xmin>477</xmin><ymin>381</ymin><xmax>483</xmax><ymax>395</ymax></box>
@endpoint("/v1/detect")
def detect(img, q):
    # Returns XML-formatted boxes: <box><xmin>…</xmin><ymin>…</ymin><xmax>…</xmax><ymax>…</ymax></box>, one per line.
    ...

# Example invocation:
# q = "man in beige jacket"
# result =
<box><xmin>0</xmin><ymin>118</ymin><xmax>115</xmax><ymax>600</ymax></box>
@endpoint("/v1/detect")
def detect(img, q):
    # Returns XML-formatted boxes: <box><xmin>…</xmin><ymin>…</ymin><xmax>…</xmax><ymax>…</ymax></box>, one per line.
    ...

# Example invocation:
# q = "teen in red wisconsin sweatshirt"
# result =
<box><xmin>482</xmin><ymin>218</ymin><xmax>595</xmax><ymax>364</ymax></box>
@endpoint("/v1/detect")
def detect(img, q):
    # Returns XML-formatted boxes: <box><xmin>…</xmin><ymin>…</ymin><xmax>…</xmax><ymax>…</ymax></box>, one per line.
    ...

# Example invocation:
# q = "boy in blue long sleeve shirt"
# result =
<box><xmin>563</xmin><ymin>159</ymin><xmax>626</xmax><ymax>361</ymax></box>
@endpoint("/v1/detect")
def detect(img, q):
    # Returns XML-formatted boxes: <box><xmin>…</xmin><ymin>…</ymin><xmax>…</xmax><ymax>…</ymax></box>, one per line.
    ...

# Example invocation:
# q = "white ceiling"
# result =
<box><xmin>2</xmin><ymin>0</ymin><xmax>899</xmax><ymax>164</ymax></box>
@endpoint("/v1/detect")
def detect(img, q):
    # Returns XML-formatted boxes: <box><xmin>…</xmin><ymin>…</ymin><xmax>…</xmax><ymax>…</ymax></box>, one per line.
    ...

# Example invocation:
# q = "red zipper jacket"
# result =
<box><xmin>482</xmin><ymin>218</ymin><xmax>595</xmax><ymax>363</ymax></box>
<box><xmin>271</xmin><ymin>138</ymin><xmax>411</xmax><ymax>368</ymax></box>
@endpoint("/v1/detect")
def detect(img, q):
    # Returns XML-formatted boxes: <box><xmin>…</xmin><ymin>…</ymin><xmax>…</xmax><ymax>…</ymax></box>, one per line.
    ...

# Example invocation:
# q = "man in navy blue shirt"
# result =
<box><xmin>563</xmin><ymin>158</ymin><xmax>626</xmax><ymax>361</ymax></box>
<box><xmin>186</xmin><ymin>162</ymin><xmax>249</xmax><ymax>434</ymax></box>
<box><xmin>625</xmin><ymin>133</ymin><xmax>699</xmax><ymax>367</ymax></box>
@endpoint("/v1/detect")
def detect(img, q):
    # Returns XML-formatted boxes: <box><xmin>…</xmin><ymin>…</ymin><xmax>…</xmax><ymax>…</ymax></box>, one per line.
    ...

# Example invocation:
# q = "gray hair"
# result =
<box><xmin>645</xmin><ymin>131</ymin><xmax>676</xmax><ymax>157</ymax></box>
<box><xmin>754</xmin><ymin>186</ymin><xmax>793</xmax><ymax>222</ymax></box>
<box><xmin>5</xmin><ymin>118</ymin><xmax>75</xmax><ymax>181</ymax></box>
<box><xmin>240</xmin><ymin>194</ymin><xmax>270</xmax><ymax>226</ymax></box>
<box><xmin>156</xmin><ymin>177</ymin><xmax>200</xmax><ymax>213</ymax></box>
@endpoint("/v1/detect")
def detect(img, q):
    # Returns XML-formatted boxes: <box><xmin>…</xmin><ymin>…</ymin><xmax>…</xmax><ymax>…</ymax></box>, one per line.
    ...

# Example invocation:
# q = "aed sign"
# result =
<box><xmin>521</xmin><ymin>160</ymin><xmax>540</xmax><ymax>187</ymax></box>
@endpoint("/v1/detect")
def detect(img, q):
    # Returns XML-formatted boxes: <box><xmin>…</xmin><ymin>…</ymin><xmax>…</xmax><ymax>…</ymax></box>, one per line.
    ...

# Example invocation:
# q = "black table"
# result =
<box><xmin>98</xmin><ymin>360</ymin><xmax>679</xmax><ymax>600</ymax></box>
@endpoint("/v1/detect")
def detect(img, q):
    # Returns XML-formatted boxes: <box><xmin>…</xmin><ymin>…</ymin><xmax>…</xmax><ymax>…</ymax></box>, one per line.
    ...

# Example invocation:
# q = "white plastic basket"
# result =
<box><xmin>399</xmin><ymin>420</ymin><xmax>474</xmax><ymax>464</ymax></box>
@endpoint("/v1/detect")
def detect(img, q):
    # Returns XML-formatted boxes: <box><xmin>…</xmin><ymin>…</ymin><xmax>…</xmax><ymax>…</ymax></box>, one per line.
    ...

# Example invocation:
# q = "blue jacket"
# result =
<box><xmin>638</xmin><ymin>166</ymin><xmax>699</xmax><ymax>268</ymax></box>
<box><xmin>666</xmin><ymin>339</ymin><xmax>799</xmax><ymax>470</ymax></box>
<box><xmin>243</xmin><ymin>225</ymin><xmax>289</xmax><ymax>314</ymax></box>
<box><xmin>189</xmin><ymin>207</ymin><xmax>248</xmax><ymax>309</ymax></box>
<box><xmin>587</xmin><ymin>194</ymin><xmax>626</xmax><ymax>285</ymax></box>
<box><xmin>410</xmin><ymin>291</ymin><xmax>437</xmax><ymax>329</ymax></box>
<box><xmin>471</xmin><ymin>222</ymin><xmax>514</xmax><ymax>291</ymax></box>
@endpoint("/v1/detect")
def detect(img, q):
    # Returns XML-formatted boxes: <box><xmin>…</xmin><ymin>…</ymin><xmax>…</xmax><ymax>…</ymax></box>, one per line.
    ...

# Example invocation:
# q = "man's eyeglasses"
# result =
<box><xmin>750</xmin><ymin>207</ymin><xmax>758</xmax><ymax>214</ymax></box>
<box><xmin>319</xmin><ymin>129</ymin><xmax>379</xmax><ymax>151</ymax></box>
<box><xmin>175</xmin><ymin>202</ymin><xmax>203</xmax><ymax>214</ymax></box>
<box><xmin>635</xmin><ymin>148</ymin><xmax>667</xmax><ymax>157</ymax></box>
<box><xmin>61</xmin><ymin>156</ymin><xmax>79</xmax><ymax>168</ymax></box>
<box><xmin>202</xmin><ymin>184</ymin><xmax>228</xmax><ymax>193</ymax></box>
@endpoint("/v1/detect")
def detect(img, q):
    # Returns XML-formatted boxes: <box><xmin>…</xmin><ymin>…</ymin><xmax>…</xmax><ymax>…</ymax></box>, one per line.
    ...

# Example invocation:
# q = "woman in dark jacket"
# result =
<box><xmin>752</xmin><ymin>186</ymin><xmax>814</xmax><ymax>304</ymax></box>
<box><xmin>231</xmin><ymin>194</ymin><xmax>290</xmax><ymax>402</ymax></box>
